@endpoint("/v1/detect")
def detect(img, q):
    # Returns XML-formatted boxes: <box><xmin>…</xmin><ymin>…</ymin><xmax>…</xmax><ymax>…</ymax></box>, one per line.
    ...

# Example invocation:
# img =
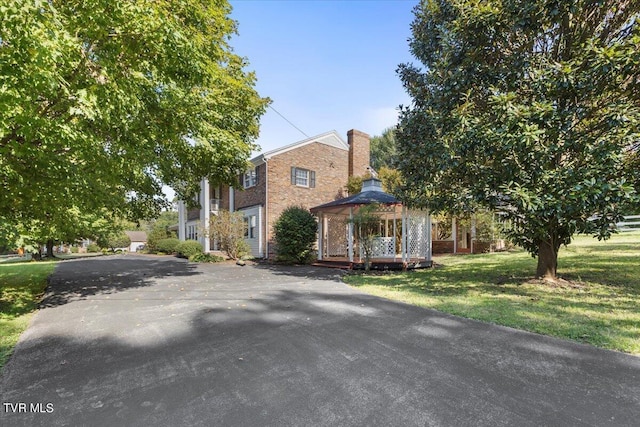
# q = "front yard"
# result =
<box><xmin>344</xmin><ymin>232</ymin><xmax>640</xmax><ymax>355</ymax></box>
<box><xmin>0</xmin><ymin>261</ymin><xmax>56</xmax><ymax>370</ymax></box>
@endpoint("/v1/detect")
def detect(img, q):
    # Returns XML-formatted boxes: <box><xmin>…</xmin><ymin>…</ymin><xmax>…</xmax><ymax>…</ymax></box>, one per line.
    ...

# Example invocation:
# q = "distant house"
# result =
<box><xmin>177</xmin><ymin>129</ymin><xmax>371</xmax><ymax>258</ymax></box>
<box><xmin>125</xmin><ymin>231</ymin><xmax>147</xmax><ymax>252</ymax></box>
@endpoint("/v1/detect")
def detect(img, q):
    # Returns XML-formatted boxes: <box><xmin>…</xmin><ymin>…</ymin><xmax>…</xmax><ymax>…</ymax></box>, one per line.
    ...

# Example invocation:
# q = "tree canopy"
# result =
<box><xmin>397</xmin><ymin>0</ymin><xmax>640</xmax><ymax>279</ymax></box>
<box><xmin>0</xmin><ymin>0</ymin><xmax>268</xmax><ymax>250</ymax></box>
<box><xmin>370</xmin><ymin>127</ymin><xmax>397</xmax><ymax>170</ymax></box>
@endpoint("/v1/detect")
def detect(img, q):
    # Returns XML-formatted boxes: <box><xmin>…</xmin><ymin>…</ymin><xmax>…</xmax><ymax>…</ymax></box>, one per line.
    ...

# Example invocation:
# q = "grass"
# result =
<box><xmin>344</xmin><ymin>231</ymin><xmax>640</xmax><ymax>355</ymax></box>
<box><xmin>0</xmin><ymin>261</ymin><xmax>56</xmax><ymax>370</ymax></box>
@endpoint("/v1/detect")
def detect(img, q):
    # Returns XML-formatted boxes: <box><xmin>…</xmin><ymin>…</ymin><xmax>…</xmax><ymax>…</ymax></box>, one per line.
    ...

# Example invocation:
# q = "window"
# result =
<box><xmin>290</xmin><ymin>167</ymin><xmax>315</xmax><ymax>188</ymax></box>
<box><xmin>243</xmin><ymin>168</ymin><xmax>257</xmax><ymax>189</ymax></box>
<box><xmin>187</xmin><ymin>225</ymin><xmax>198</xmax><ymax>240</ymax></box>
<box><xmin>243</xmin><ymin>215</ymin><xmax>256</xmax><ymax>239</ymax></box>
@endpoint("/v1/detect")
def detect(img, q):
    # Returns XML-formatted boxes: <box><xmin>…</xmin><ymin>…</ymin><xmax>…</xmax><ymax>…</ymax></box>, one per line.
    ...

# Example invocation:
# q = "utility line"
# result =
<box><xmin>269</xmin><ymin>105</ymin><xmax>309</xmax><ymax>138</ymax></box>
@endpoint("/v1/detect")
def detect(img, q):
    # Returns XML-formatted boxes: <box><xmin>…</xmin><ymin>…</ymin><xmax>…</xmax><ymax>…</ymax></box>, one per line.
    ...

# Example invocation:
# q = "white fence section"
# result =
<box><xmin>616</xmin><ymin>215</ymin><xmax>640</xmax><ymax>232</ymax></box>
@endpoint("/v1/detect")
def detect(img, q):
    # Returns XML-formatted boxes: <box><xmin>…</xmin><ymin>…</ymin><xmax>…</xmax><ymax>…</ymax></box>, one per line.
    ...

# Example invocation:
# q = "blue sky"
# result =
<box><xmin>229</xmin><ymin>0</ymin><xmax>419</xmax><ymax>155</ymax></box>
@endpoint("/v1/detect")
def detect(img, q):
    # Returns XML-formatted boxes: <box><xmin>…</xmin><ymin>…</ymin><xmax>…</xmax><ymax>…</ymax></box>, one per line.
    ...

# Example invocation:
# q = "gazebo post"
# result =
<box><xmin>318</xmin><ymin>212</ymin><xmax>324</xmax><ymax>261</ymax></box>
<box><xmin>401</xmin><ymin>206</ymin><xmax>407</xmax><ymax>262</ymax></box>
<box><xmin>348</xmin><ymin>207</ymin><xmax>354</xmax><ymax>263</ymax></box>
<box><xmin>452</xmin><ymin>217</ymin><xmax>457</xmax><ymax>254</ymax></box>
<box><xmin>393</xmin><ymin>207</ymin><xmax>397</xmax><ymax>262</ymax></box>
<box><xmin>426</xmin><ymin>210</ymin><xmax>432</xmax><ymax>262</ymax></box>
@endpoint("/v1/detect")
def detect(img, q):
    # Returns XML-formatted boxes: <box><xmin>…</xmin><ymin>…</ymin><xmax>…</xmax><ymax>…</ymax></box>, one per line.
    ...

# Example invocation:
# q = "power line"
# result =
<box><xmin>269</xmin><ymin>105</ymin><xmax>309</xmax><ymax>138</ymax></box>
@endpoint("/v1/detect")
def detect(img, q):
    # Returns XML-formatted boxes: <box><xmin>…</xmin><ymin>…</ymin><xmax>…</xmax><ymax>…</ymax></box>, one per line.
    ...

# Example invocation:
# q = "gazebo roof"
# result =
<box><xmin>310</xmin><ymin>178</ymin><xmax>400</xmax><ymax>214</ymax></box>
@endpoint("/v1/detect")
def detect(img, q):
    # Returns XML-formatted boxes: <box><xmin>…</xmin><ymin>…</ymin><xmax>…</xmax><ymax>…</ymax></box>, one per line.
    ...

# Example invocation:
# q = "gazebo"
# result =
<box><xmin>310</xmin><ymin>178</ymin><xmax>432</xmax><ymax>270</ymax></box>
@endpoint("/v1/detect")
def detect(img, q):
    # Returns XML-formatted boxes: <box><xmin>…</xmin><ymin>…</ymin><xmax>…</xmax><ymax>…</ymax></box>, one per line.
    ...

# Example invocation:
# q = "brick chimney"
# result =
<box><xmin>347</xmin><ymin>129</ymin><xmax>370</xmax><ymax>177</ymax></box>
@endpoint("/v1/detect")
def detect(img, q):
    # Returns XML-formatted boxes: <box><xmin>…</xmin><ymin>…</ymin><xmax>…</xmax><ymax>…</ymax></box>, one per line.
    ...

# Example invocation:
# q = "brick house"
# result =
<box><xmin>177</xmin><ymin>129</ymin><xmax>371</xmax><ymax>258</ymax></box>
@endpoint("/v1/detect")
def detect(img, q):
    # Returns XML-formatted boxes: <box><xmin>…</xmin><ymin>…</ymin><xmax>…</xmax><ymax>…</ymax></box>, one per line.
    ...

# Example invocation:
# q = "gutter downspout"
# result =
<box><xmin>264</xmin><ymin>159</ymin><xmax>269</xmax><ymax>259</ymax></box>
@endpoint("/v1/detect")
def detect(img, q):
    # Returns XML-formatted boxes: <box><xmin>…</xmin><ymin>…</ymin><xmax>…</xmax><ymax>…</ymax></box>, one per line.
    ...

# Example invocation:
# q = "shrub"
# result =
<box><xmin>209</xmin><ymin>210</ymin><xmax>249</xmax><ymax>260</ymax></box>
<box><xmin>70</xmin><ymin>246</ymin><xmax>79</xmax><ymax>254</ymax></box>
<box><xmin>156</xmin><ymin>238</ymin><xmax>180</xmax><ymax>254</ymax></box>
<box><xmin>87</xmin><ymin>243</ymin><xmax>100</xmax><ymax>253</ymax></box>
<box><xmin>107</xmin><ymin>232</ymin><xmax>131</xmax><ymax>251</ymax></box>
<box><xmin>146</xmin><ymin>225</ymin><xmax>175</xmax><ymax>253</ymax></box>
<box><xmin>189</xmin><ymin>253</ymin><xmax>224</xmax><ymax>263</ymax></box>
<box><xmin>273</xmin><ymin>206</ymin><xmax>317</xmax><ymax>264</ymax></box>
<box><xmin>175</xmin><ymin>240</ymin><xmax>203</xmax><ymax>258</ymax></box>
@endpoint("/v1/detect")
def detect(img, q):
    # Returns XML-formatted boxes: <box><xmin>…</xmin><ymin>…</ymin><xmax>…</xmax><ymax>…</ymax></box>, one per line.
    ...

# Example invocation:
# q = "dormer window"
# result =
<box><xmin>243</xmin><ymin>168</ymin><xmax>257</xmax><ymax>189</ymax></box>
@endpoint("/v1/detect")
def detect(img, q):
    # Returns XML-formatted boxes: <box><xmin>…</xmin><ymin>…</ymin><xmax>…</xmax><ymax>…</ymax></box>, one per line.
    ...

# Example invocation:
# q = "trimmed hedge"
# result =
<box><xmin>87</xmin><ymin>243</ymin><xmax>100</xmax><ymax>253</ymax></box>
<box><xmin>156</xmin><ymin>238</ymin><xmax>181</xmax><ymax>254</ymax></box>
<box><xmin>175</xmin><ymin>240</ymin><xmax>203</xmax><ymax>258</ymax></box>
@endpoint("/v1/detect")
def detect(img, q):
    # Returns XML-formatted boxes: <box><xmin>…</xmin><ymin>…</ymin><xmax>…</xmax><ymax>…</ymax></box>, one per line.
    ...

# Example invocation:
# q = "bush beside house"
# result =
<box><xmin>175</xmin><ymin>240</ymin><xmax>203</xmax><ymax>258</ymax></box>
<box><xmin>156</xmin><ymin>238</ymin><xmax>181</xmax><ymax>254</ymax></box>
<box><xmin>273</xmin><ymin>206</ymin><xmax>317</xmax><ymax>264</ymax></box>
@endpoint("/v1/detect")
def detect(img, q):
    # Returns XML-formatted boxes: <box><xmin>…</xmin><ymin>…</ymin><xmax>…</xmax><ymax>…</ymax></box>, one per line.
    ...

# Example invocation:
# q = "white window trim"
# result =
<box><xmin>243</xmin><ymin>169</ymin><xmax>257</xmax><ymax>189</ymax></box>
<box><xmin>295</xmin><ymin>168</ymin><xmax>310</xmax><ymax>187</ymax></box>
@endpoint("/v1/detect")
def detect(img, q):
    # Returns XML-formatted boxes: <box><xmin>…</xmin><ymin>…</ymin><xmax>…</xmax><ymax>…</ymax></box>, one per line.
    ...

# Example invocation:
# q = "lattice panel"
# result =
<box><xmin>406</xmin><ymin>211</ymin><xmax>429</xmax><ymax>257</ymax></box>
<box><xmin>326</xmin><ymin>215</ymin><xmax>348</xmax><ymax>257</ymax></box>
<box><xmin>372</xmin><ymin>237</ymin><xmax>395</xmax><ymax>257</ymax></box>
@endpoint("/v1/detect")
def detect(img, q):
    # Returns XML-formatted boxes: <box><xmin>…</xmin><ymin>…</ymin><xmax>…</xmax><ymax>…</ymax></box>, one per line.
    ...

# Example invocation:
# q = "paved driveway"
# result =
<box><xmin>1</xmin><ymin>255</ymin><xmax>639</xmax><ymax>426</ymax></box>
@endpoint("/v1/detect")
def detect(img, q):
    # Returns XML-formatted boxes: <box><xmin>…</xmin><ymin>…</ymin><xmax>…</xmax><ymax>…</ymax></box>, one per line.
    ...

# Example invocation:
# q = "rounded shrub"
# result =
<box><xmin>156</xmin><ymin>238</ymin><xmax>181</xmax><ymax>254</ymax></box>
<box><xmin>273</xmin><ymin>206</ymin><xmax>317</xmax><ymax>264</ymax></box>
<box><xmin>175</xmin><ymin>240</ymin><xmax>203</xmax><ymax>258</ymax></box>
<box><xmin>189</xmin><ymin>253</ymin><xmax>224</xmax><ymax>263</ymax></box>
<box><xmin>87</xmin><ymin>243</ymin><xmax>100</xmax><ymax>253</ymax></box>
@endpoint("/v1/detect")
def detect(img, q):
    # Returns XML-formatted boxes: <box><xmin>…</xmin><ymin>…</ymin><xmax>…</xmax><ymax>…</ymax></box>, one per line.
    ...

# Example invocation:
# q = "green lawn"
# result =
<box><xmin>0</xmin><ymin>261</ymin><xmax>56</xmax><ymax>370</ymax></box>
<box><xmin>344</xmin><ymin>232</ymin><xmax>640</xmax><ymax>355</ymax></box>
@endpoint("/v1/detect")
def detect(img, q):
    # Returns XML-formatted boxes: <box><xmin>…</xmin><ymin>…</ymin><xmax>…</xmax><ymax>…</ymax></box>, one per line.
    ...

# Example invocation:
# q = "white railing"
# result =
<box><xmin>616</xmin><ymin>215</ymin><xmax>640</xmax><ymax>232</ymax></box>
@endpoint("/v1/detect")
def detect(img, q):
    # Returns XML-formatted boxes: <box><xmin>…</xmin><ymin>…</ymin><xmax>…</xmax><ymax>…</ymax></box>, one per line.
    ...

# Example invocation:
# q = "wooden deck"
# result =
<box><xmin>313</xmin><ymin>257</ymin><xmax>432</xmax><ymax>271</ymax></box>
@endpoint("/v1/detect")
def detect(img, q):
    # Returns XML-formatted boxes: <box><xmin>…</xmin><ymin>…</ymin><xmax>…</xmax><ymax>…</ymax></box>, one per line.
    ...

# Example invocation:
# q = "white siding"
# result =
<box><xmin>240</xmin><ymin>206</ymin><xmax>263</xmax><ymax>258</ymax></box>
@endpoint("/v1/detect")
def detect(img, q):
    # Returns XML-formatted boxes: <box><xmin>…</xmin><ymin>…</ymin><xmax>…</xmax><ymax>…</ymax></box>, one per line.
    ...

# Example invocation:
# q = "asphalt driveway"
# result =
<box><xmin>1</xmin><ymin>255</ymin><xmax>639</xmax><ymax>426</ymax></box>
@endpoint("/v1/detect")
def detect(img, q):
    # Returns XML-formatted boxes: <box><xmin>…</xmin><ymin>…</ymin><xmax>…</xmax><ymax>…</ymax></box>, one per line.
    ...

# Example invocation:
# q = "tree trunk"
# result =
<box><xmin>46</xmin><ymin>239</ymin><xmax>57</xmax><ymax>259</ymax></box>
<box><xmin>536</xmin><ymin>241</ymin><xmax>558</xmax><ymax>280</ymax></box>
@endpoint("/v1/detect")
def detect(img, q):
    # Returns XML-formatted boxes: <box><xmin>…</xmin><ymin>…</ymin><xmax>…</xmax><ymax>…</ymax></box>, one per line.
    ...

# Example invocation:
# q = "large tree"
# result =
<box><xmin>370</xmin><ymin>127</ymin><xmax>398</xmax><ymax>170</ymax></box>
<box><xmin>0</xmin><ymin>0</ymin><xmax>268</xmax><ymax>242</ymax></box>
<box><xmin>397</xmin><ymin>0</ymin><xmax>640</xmax><ymax>279</ymax></box>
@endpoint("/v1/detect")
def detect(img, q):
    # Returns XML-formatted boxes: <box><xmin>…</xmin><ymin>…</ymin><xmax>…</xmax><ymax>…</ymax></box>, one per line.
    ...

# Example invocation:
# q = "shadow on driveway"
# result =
<box><xmin>40</xmin><ymin>255</ymin><xmax>200</xmax><ymax>308</ymax></box>
<box><xmin>2</xmin><ymin>258</ymin><xmax>639</xmax><ymax>426</ymax></box>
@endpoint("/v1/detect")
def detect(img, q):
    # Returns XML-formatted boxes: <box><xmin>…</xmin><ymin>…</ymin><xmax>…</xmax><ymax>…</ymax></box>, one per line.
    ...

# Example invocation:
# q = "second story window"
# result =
<box><xmin>243</xmin><ymin>168</ymin><xmax>257</xmax><ymax>189</ymax></box>
<box><xmin>291</xmin><ymin>167</ymin><xmax>316</xmax><ymax>188</ymax></box>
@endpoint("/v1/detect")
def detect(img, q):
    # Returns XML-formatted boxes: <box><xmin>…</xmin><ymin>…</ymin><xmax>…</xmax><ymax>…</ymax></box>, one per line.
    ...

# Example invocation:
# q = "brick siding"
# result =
<box><xmin>348</xmin><ymin>129</ymin><xmax>371</xmax><ymax>177</ymax></box>
<box><xmin>266</xmin><ymin>142</ymin><xmax>349</xmax><ymax>257</ymax></box>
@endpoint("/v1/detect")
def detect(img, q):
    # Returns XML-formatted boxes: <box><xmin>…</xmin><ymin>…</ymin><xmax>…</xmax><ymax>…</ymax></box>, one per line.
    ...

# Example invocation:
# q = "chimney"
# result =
<box><xmin>347</xmin><ymin>129</ymin><xmax>370</xmax><ymax>177</ymax></box>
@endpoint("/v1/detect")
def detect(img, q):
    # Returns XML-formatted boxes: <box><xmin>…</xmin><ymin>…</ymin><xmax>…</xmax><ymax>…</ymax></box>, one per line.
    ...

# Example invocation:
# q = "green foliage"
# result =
<box><xmin>370</xmin><ymin>127</ymin><xmax>397</xmax><ymax>170</ymax></box>
<box><xmin>1</xmin><ymin>261</ymin><xmax>56</xmax><ymax>369</ymax></box>
<box><xmin>189</xmin><ymin>253</ymin><xmax>224</xmax><ymax>263</ymax></box>
<box><xmin>87</xmin><ymin>243</ymin><xmax>100</xmax><ymax>253</ymax></box>
<box><xmin>346</xmin><ymin>167</ymin><xmax>402</xmax><ymax>196</ymax></box>
<box><xmin>146</xmin><ymin>225</ymin><xmax>174</xmax><ymax>253</ymax></box>
<box><xmin>70</xmin><ymin>246</ymin><xmax>79</xmax><ymax>254</ymax></box>
<box><xmin>273</xmin><ymin>206</ymin><xmax>317</xmax><ymax>264</ymax></box>
<box><xmin>138</xmin><ymin>211</ymin><xmax>179</xmax><ymax>234</ymax></box>
<box><xmin>209</xmin><ymin>210</ymin><xmax>249</xmax><ymax>260</ymax></box>
<box><xmin>397</xmin><ymin>0</ymin><xmax>640</xmax><ymax>278</ymax></box>
<box><xmin>175</xmin><ymin>240</ymin><xmax>203</xmax><ymax>258</ymax></box>
<box><xmin>106</xmin><ymin>232</ymin><xmax>131</xmax><ymax>251</ymax></box>
<box><xmin>350</xmin><ymin>204</ymin><xmax>382</xmax><ymax>271</ymax></box>
<box><xmin>346</xmin><ymin>173</ymin><xmax>371</xmax><ymax>195</ymax></box>
<box><xmin>0</xmin><ymin>1</ymin><xmax>268</xmax><ymax>241</ymax></box>
<box><xmin>156</xmin><ymin>238</ymin><xmax>181</xmax><ymax>254</ymax></box>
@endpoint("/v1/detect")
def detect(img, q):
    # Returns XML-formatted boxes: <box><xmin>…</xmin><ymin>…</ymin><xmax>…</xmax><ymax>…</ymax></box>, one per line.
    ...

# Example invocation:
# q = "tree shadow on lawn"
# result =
<box><xmin>40</xmin><ymin>255</ymin><xmax>201</xmax><ymax>309</ymax></box>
